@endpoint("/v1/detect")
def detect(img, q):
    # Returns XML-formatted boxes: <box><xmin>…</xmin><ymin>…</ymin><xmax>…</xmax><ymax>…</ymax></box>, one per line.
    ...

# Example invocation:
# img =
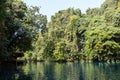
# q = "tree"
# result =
<box><xmin>35</xmin><ymin>8</ymin><xmax>82</xmax><ymax>60</ymax></box>
<box><xmin>0</xmin><ymin>0</ymin><xmax>47</xmax><ymax>61</ymax></box>
<box><xmin>84</xmin><ymin>24</ymin><xmax>120</xmax><ymax>61</ymax></box>
<box><xmin>0</xmin><ymin>0</ymin><xmax>8</xmax><ymax>60</ymax></box>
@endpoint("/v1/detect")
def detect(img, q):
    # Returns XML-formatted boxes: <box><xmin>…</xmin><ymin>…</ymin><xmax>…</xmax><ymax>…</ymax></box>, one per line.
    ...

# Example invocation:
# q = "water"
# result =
<box><xmin>0</xmin><ymin>62</ymin><xmax>120</xmax><ymax>80</ymax></box>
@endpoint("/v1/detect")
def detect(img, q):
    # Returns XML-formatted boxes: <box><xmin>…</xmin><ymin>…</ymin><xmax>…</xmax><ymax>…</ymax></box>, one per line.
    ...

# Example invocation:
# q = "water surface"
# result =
<box><xmin>0</xmin><ymin>62</ymin><xmax>120</xmax><ymax>80</ymax></box>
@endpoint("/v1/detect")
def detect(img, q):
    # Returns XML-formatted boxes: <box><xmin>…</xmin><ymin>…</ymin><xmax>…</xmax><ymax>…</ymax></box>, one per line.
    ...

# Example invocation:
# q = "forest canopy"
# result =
<box><xmin>0</xmin><ymin>0</ymin><xmax>120</xmax><ymax>62</ymax></box>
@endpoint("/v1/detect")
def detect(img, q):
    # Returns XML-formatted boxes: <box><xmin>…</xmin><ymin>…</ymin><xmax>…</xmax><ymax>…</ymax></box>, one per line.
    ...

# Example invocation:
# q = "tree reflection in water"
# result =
<box><xmin>0</xmin><ymin>62</ymin><xmax>120</xmax><ymax>80</ymax></box>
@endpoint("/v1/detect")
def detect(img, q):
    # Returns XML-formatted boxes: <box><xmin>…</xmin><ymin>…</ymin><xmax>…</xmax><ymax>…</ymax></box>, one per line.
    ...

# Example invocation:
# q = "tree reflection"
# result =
<box><xmin>0</xmin><ymin>63</ymin><xmax>32</xmax><ymax>80</ymax></box>
<box><xmin>0</xmin><ymin>62</ymin><xmax>120</xmax><ymax>80</ymax></box>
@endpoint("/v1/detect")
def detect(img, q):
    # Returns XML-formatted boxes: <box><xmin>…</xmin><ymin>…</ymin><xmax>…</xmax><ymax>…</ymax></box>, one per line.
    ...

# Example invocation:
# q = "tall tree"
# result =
<box><xmin>0</xmin><ymin>0</ymin><xmax>8</xmax><ymax>60</ymax></box>
<box><xmin>0</xmin><ymin>0</ymin><xmax>47</xmax><ymax>61</ymax></box>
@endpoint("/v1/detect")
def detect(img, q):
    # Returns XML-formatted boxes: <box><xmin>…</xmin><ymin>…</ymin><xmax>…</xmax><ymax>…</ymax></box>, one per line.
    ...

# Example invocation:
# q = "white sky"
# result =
<box><xmin>23</xmin><ymin>0</ymin><xmax>105</xmax><ymax>21</ymax></box>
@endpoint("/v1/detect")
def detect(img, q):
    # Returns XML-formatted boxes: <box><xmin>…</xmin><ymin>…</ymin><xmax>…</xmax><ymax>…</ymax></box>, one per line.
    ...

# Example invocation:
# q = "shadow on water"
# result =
<box><xmin>0</xmin><ymin>63</ymin><xmax>32</xmax><ymax>80</ymax></box>
<box><xmin>0</xmin><ymin>62</ymin><xmax>120</xmax><ymax>80</ymax></box>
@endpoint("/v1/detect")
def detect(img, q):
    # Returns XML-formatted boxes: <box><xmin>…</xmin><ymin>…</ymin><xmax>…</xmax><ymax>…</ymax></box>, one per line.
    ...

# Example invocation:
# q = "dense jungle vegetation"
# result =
<box><xmin>1</xmin><ymin>0</ymin><xmax>120</xmax><ymax>62</ymax></box>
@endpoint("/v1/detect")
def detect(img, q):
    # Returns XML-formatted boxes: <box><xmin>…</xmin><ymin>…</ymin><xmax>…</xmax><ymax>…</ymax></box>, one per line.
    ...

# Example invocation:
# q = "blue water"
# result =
<box><xmin>0</xmin><ymin>62</ymin><xmax>120</xmax><ymax>80</ymax></box>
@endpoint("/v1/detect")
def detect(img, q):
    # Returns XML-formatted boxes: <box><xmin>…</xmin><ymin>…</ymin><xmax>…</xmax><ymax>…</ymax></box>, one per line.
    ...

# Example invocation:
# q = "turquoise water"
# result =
<box><xmin>0</xmin><ymin>62</ymin><xmax>120</xmax><ymax>80</ymax></box>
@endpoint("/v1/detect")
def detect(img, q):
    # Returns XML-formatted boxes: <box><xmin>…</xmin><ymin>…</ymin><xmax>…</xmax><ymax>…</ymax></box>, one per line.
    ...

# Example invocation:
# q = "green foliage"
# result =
<box><xmin>118</xmin><ymin>2</ymin><xmax>120</xmax><ymax>7</ymax></box>
<box><xmin>113</xmin><ymin>8</ymin><xmax>120</xmax><ymax>27</ymax></box>
<box><xmin>35</xmin><ymin>0</ymin><xmax>120</xmax><ymax>62</ymax></box>
<box><xmin>0</xmin><ymin>0</ymin><xmax>8</xmax><ymax>60</ymax></box>
<box><xmin>86</xmin><ymin>8</ymin><xmax>100</xmax><ymax>16</ymax></box>
<box><xmin>84</xmin><ymin>24</ymin><xmax>120</xmax><ymax>61</ymax></box>
<box><xmin>0</xmin><ymin>0</ymin><xmax>47</xmax><ymax>61</ymax></box>
<box><xmin>1</xmin><ymin>0</ymin><xmax>120</xmax><ymax>62</ymax></box>
<box><xmin>53</xmin><ymin>40</ymin><xmax>67</xmax><ymax>60</ymax></box>
<box><xmin>35</xmin><ymin>8</ymin><xmax>82</xmax><ymax>61</ymax></box>
<box><xmin>104</xmin><ymin>9</ymin><xmax>114</xmax><ymax>24</ymax></box>
<box><xmin>101</xmin><ymin>0</ymin><xmax>116</xmax><ymax>9</ymax></box>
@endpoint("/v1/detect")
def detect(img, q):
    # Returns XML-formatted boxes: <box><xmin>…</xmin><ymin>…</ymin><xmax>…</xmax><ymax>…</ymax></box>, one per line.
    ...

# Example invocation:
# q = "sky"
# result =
<box><xmin>23</xmin><ymin>0</ymin><xmax>105</xmax><ymax>21</ymax></box>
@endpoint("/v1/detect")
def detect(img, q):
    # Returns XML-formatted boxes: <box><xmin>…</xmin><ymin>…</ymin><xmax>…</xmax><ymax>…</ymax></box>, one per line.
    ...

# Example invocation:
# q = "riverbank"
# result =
<box><xmin>1</xmin><ymin>58</ymin><xmax>120</xmax><ymax>64</ymax></box>
<box><xmin>16</xmin><ymin>59</ymin><xmax>120</xmax><ymax>63</ymax></box>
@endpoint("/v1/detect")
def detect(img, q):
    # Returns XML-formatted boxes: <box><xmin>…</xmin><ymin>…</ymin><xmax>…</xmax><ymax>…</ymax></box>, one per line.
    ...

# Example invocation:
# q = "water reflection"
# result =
<box><xmin>0</xmin><ymin>62</ymin><xmax>120</xmax><ymax>80</ymax></box>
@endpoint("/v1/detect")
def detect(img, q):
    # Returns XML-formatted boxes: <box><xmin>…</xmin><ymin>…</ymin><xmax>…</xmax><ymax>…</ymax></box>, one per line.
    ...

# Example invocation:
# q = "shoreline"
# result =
<box><xmin>1</xmin><ymin>59</ymin><xmax>120</xmax><ymax>64</ymax></box>
<box><xmin>4</xmin><ymin>59</ymin><xmax>120</xmax><ymax>63</ymax></box>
